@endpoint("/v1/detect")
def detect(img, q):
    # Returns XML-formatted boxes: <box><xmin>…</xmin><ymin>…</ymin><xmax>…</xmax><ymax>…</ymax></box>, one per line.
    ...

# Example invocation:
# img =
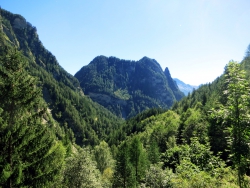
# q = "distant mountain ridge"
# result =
<box><xmin>75</xmin><ymin>56</ymin><xmax>184</xmax><ymax>118</ymax></box>
<box><xmin>173</xmin><ymin>78</ymin><xmax>199</xmax><ymax>96</ymax></box>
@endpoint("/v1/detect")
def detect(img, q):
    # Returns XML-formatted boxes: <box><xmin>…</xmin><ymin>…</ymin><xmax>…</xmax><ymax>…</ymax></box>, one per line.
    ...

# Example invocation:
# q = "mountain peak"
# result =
<box><xmin>75</xmin><ymin>56</ymin><xmax>184</xmax><ymax>118</ymax></box>
<box><xmin>139</xmin><ymin>56</ymin><xmax>162</xmax><ymax>72</ymax></box>
<box><xmin>164</xmin><ymin>67</ymin><xmax>170</xmax><ymax>75</ymax></box>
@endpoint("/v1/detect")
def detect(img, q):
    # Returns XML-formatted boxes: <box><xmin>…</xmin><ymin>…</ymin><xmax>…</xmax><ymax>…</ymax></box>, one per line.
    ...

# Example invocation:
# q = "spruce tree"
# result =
<box><xmin>0</xmin><ymin>48</ymin><xmax>65</xmax><ymax>187</ymax></box>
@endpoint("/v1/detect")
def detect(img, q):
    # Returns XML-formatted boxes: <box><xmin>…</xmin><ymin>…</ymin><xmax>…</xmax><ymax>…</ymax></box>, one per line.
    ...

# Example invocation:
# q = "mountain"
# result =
<box><xmin>0</xmin><ymin>8</ymin><xmax>123</xmax><ymax>146</ymax></box>
<box><xmin>173</xmin><ymin>78</ymin><xmax>199</xmax><ymax>96</ymax></box>
<box><xmin>1</xmin><ymin>8</ymin><xmax>249</xmax><ymax>187</ymax></box>
<box><xmin>75</xmin><ymin>56</ymin><xmax>185</xmax><ymax>118</ymax></box>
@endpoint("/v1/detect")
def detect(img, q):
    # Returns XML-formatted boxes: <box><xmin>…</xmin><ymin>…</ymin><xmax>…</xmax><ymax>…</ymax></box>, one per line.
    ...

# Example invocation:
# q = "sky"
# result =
<box><xmin>1</xmin><ymin>0</ymin><xmax>250</xmax><ymax>85</ymax></box>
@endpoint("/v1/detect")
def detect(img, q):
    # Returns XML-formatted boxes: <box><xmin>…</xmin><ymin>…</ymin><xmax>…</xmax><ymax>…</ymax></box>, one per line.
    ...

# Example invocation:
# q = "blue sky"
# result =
<box><xmin>1</xmin><ymin>0</ymin><xmax>250</xmax><ymax>85</ymax></box>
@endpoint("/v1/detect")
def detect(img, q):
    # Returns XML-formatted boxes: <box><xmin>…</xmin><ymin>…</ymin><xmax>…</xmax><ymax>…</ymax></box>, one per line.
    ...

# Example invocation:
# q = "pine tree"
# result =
<box><xmin>0</xmin><ymin>48</ymin><xmax>65</xmax><ymax>187</ymax></box>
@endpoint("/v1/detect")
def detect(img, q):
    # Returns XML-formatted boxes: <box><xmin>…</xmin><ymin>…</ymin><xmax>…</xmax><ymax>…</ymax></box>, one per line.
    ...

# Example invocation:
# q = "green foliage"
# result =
<box><xmin>93</xmin><ymin>141</ymin><xmax>115</xmax><ymax>174</ymax></box>
<box><xmin>75</xmin><ymin>56</ymin><xmax>184</xmax><ymax>119</ymax></box>
<box><xmin>163</xmin><ymin>138</ymin><xmax>221</xmax><ymax>172</ymax></box>
<box><xmin>147</xmin><ymin>140</ymin><xmax>161</xmax><ymax>164</ymax></box>
<box><xmin>62</xmin><ymin>147</ymin><xmax>103</xmax><ymax>188</ymax></box>
<box><xmin>93</xmin><ymin>141</ymin><xmax>115</xmax><ymax>187</ymax></box>
<box><xmin>141</xmin><ymin>110</ymin><xmax>180</xmax><ymax>152</ymax></box>
<box><xmin>162</xmin><ymin>139</ymin><xmax>239</xmax><ymax>187</ymax></box>
<box><xmin>178</xmin><ymin>106</ymin><xmax>209</xmax><ymax>144</ymax></box>
<box><xmin>211</xmin><ymin>61</ymin><xmax>250</xmax><ymax>187</ymax></box>
<box><xmin>142</xmin><ymin>163</ymin><xmax>174</xmax><ymax>188</ymax></box>
<box><xmin>108</xmin><ymin>108</ymin><xmax>166</xmax><ymax>145</ymax></box>
<box><xmin>114</xmin><ymin>88</ymin><xmax>130</xmax><ymax>100</ymax></box>
<box><xmin>0</xmin><ymin>8</ymin><xmax>124</xmax><ymax>147</ymax></box>
<box><xmin>171</xmin><ymin>160</ymin><xmax>238</xmax><ymax>188</ymax></box>
<box><xmin>114</xmin><ymin>141</ymin><xmax>136</xmax><ymax>188</ymax></box>
<box><xmin>129</xmin><ymin>136</ymin><xmax>149</xmax><ymax>184</ymax></box>
<box><xmin>0</xmin><ymin>48</ymin><xmax>65</xmax><ymax>187</ymax></box>
<box><xmin>2</xmin><ymin>8</ymin><xmax>250</xmax><ymax>187</ymax></box>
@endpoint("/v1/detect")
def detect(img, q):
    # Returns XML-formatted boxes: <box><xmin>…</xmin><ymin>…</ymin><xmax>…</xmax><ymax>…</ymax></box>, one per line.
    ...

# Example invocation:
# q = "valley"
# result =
<box><xmin>0</xmin><ymin>8</ymin><xmax>249</xmax><ymax>187</ymax></box>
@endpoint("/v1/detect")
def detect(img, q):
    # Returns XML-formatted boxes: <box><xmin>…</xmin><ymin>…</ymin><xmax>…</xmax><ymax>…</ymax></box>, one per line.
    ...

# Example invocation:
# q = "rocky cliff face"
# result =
<box><xmin>75</xmin><ymin>56</ymin><xmax>184</xmax><ymax>118</ymax></box>
<box><xmin>164</xmin><ymin>68</ymin><xmax>184</xmax><ymax>100</ymax></box>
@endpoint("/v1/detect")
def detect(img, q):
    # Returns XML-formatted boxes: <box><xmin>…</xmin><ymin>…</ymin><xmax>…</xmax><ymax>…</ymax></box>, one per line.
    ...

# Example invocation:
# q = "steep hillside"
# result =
<box><xmin>75</xmin><ymin>56</ymin><xmax>184</xmax><ymax>118</ymax></box>
<box><xmin>173</xmin><ymin>78</ymin><xmax>199</xmax><ymax>96</ymax></box>
<box><xmin>0</xmin><ymin>8</ymin><xmax>123</xmax><ymax>146</ymax></box>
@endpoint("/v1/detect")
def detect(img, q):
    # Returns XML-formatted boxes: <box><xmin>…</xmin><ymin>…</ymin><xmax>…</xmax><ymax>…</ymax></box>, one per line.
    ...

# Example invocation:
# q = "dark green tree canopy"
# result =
<box><xmin>0</xmin><ymin>48</ymin><xmax>65</xmax><ymax>187</ymax></box>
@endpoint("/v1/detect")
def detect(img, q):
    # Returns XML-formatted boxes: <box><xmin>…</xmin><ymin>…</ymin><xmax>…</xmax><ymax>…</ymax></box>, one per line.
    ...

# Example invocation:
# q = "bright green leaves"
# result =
<box><xmin>93</xmin><ymin>141</ymin><xmax>115</xmax><ymax>186</ymax></box>
<box><xmin>179</xmin><ymin>107</ymin><xmax>209</xmax><ymax>144</ymax></box>
<box><xmin>93</xmin><ymin>141</ymin><xmax>115</xmax><ymax>174</ymax></box>
<box><xmin>114</xmin><ymin>136</ymin><xmax>149</xmax><ymax>187</ymax></box>
<box><xmin>63</xmin><ymin>148</ymin><xmax>103</xmax><ymax>188</ymax></box>
<box><xmin>211</xmin><ymin>60</ymin><xmax>250</xmax><ymax>187</ymax></box>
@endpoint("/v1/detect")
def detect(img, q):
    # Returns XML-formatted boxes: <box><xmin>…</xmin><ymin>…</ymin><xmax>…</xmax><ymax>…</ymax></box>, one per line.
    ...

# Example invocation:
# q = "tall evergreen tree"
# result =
<box><xmin>148</xmin><ymin>139</ymin><xmax>160</xmax><ymax>164</ymax></box>
<box><xmin>114</xmin><ymin>141</ymin><xmax>136</xmax><ymax>188</ymax></box>
<box><xmin>0</xmin><ymin>48</ymin><xmax>65</xmax><ymax>187</ymax></box>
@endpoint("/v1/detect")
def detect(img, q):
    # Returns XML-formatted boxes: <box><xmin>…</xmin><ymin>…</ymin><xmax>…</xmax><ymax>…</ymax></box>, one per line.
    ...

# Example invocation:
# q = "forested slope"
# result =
<box><xmin>0</xmin><ymin>9</ymin><xmax>123</xmax><ymax>146</ymax></box>
<box><xmin>107</xmin><ymin>48</ymin><xmax>250</xmax><ymax>187</ymax></box>
<box><xmin>75</xmin><ymin>56</ymin><xmax>184</xmax><ymax>118</ymax></box>
<box><xmin>1</xmin><ymin>7</ymin><xmax>250</xmax><ymax>187</ymax></box>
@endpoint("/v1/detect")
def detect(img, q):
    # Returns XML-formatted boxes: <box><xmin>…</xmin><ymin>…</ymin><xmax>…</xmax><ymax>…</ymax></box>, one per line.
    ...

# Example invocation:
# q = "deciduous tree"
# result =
<box><xmin>211</xmin><ymin>61</ymin><xmax>250</xmax><ymax>187</ymax></box>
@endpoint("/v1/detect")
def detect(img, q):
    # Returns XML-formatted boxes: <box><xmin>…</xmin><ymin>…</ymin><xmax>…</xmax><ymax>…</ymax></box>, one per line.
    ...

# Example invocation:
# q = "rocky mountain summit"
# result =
<box><xmin>75</xmin><ymin>56</ymin><xmax>184</xmax><ymax>118</ymax></box>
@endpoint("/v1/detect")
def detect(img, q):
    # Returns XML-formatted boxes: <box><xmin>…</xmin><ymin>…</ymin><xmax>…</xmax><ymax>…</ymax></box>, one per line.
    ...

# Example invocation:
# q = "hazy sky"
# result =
<box><xmin>1</xmin><ymin>0</ymin><xmax>250</xmax><ymax>85</ymax></box>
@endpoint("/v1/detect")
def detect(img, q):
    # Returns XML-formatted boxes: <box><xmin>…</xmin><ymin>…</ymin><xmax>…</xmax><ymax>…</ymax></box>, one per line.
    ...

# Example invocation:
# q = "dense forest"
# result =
<box><xmin>1</xmin><ymin>8</ymin><xmax>250</xmax><ymax>188</ymax></box>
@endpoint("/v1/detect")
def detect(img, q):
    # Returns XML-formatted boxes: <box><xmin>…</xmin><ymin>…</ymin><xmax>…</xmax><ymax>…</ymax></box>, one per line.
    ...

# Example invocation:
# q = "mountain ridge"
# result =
<box><xmin>0</xmin><ymin>8</ymin><xmax>123</xmax><ymax>146</ymax></box>
<box><xmin>173</xmin><ymin>78</ymin><xmax>199</xmax><ymax>96</ymax></box>
<box><xmin>75</xmin><ymin>55</ymin><xmax>184</xmax><ymax>118</ymax></box>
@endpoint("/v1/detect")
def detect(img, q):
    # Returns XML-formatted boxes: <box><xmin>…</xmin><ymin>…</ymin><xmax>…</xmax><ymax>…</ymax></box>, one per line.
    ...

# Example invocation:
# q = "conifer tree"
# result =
<box><xmin>114</xmin><ymin>141</ymin><xmax>136</xmax><ymax>188</ymax></box>
<box><xmin>0</xmin><ymin>48</ymin><xmax>65</xmax><ymax>187</ymax></box>
<box><xmin>129</xmin><ymin>136</ymin><xmax>148</xmax><ymax>184</ymax></box>
<box><xmin>148</xmin><ymin>139</ymin><xmax>160</xmax><ymax>164</ymax></box>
